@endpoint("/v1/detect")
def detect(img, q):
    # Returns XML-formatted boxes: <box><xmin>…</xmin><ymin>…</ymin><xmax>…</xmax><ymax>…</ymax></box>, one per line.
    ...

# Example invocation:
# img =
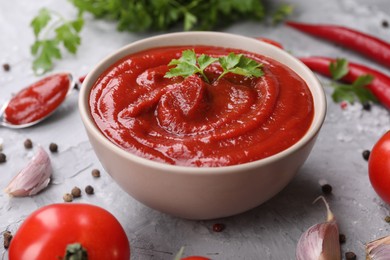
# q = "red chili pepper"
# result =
<box><xmin>255</xmin><ymin>37</ymin><xmax>284</xmax><ymax>49</ymax></box>
<box><xmin>287</xmin><ymin>21</ymin><xmax>390</xmax><ymax>68</ymax></box>
<box><xmin>299</xmin><ymin>56</ymin><xmax>390</xmax><ymax>109</ymax></box>
<box><xmin>78</xmin><ymin>74</ymin><xmax>87</xmax><ymax>84</ymax></box>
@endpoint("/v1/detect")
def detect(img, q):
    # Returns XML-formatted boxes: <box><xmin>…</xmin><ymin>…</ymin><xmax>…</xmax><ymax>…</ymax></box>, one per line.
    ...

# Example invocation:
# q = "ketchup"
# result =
<box><xmin>90</xmin><ymin>46</ymin><xmax>314</xmax><ymax>167</ymax></box>
<box><xmin>4</xmin><ymin>73</ymin><xmax>71</xmax><ymax>125</ymax></box>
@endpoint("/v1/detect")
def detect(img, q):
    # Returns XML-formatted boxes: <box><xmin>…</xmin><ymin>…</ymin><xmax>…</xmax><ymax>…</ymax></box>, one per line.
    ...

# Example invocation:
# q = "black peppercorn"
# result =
<box><xmin>362</xmin><ymin>150</ymin><xmax>370</xmax><ymax>161</ymax></box>
<box><xmin>382</xmin><ymin>20</ymin><xmax>389</xmax><ymax>28</ymax></box>
<box><xmin>339</xmin><ymin>233</ymin><xmax>346</xmax><ymax>244</ymax></box>
<box><xmin>362</xmin><ymin>102</ymin><xmax>371</xmax><ymax>111</ymax></box>
<box><xmin>85</xmin><ymin>185</ymin><xmax>94</xmax><ymax>195</ymax></box>
<box><xmin>321</xmin><ymin>184</ymin><xmax>332</xmax><ymax>194</ymax></box>
<box><xmin>3</xmin><ymin>231</ymin><xmax>12</xmax><ymax>249</ymax></box>
<box><xmin>24</xmin><ymin>139</ymin><xmax>33</xmax><ymax>149</ymax></box>
<box><xmin>63</xmin><ymin>193</ymin><xmax>73</xmax><ymax>202</ymax></box>
<box><xmin>2</xmin><ymin>63</ymin><xmax>10</xmax><ymax>72</ymax></box>
<box><xmin>0</xmin><ymin>153</ymin><xmax>6</xmax><ymax>163</ymax></box>
<box><xmin>49</xmin><ymin>143</ymin><xmax>58</xmax><ymax>153</ymax></box>
<box><xmin>91</xmin><ymin>169</ymin><xmax>101</xmax><ymax>178</ymax></box>
<box><xmin>345</xmin><ymin>251</ymin><xmax>356</xmax><ymax>260</ymax></box>
<box><xmin>71</xmin><ymin>187</ymin><xmax>82</xmax><ymax>198</ymax></box>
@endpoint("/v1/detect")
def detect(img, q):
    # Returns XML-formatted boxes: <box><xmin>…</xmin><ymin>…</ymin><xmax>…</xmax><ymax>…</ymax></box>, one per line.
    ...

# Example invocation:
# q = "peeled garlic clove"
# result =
<box><xmin>4</xmin><ymin>147</ymin><xmax>53</xmax><ymax>196</ymax></box>
<box><xmin>366</xmin><ymin>235</ymin><xmax>390</xmax><ymax>260</ymax></box>
<box><xmin>296</xmin><ymin>196</ymin><xmax>341</xmax><ymax>260</ymax></box>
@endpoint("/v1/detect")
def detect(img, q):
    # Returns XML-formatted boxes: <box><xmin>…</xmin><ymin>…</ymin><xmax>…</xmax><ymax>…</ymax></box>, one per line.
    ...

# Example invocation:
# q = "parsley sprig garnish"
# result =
<box><xmin>30</xmin><ymin>8</ymin><xmax>84</xmax><ymax>75</ymax></box>
<box><xmin>164</xmin><ymin>50</ymin><xmax>263</xmax><ymax>83</ymax></box>
<box><xmin>329</xmin><ymin>58</ymin><xmax>377</xmax><ymax>104</ymax></box>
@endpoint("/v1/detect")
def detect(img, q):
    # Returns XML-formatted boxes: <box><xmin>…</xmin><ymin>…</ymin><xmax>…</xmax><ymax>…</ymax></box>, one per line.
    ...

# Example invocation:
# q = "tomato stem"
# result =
<box><xmin>63</xmin><ymin>243</ymin><xmax>88</xmax><ymax>260</ymax></box>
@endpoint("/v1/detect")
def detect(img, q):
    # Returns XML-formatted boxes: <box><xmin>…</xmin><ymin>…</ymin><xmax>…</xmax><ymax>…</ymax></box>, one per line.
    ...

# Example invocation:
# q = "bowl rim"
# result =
<box><xmin>79</xmin><ymin>31</ymin><xmax>327</xmax><ymax>174</ymax></box>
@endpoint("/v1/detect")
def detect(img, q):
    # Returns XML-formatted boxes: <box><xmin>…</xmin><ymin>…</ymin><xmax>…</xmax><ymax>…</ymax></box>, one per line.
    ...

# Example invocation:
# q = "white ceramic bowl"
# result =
<box><xmin>79</xmin><ymin>32</ymin><xmax>326</xmax><ymax>220</ymax></box>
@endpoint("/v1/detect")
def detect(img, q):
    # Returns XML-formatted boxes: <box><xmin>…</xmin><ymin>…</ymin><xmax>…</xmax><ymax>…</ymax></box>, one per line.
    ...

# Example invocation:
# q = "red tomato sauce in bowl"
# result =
<box><xmin>89</xmin><ymin>46</ymin><xmax>314</xmax><ymax>167</ymax></box>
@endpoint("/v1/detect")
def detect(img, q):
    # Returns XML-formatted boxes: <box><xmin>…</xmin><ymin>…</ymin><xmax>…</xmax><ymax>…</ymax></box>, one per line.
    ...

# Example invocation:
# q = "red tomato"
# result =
<box><xmin>9</xmin><ymin>203</ymin><xmax>130</xmax><ymax>260</ymax></box>
<box><xmin>369</xmin><ymin>131</ymin><xmax>390</xmax><ymax>204</ymax></box>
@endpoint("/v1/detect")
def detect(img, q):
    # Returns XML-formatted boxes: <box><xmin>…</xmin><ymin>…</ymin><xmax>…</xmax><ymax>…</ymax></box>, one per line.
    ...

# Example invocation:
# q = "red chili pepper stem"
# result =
<box><xmin>299</xmin><ymin>56</ymin><xmax>390</xmax><ymax>109</ymax></box>
<box><xmin>287</xmin><ymin>21</ymin><xmax>390</xmax><ymax>68</ymax></box>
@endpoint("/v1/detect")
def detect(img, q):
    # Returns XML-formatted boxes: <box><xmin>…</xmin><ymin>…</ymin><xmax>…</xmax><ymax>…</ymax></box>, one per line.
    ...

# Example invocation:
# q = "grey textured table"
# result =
<box><xmin>1</xmin><ymin>0</ymin><xmax>390</xmax><ymax>259</ymax></box>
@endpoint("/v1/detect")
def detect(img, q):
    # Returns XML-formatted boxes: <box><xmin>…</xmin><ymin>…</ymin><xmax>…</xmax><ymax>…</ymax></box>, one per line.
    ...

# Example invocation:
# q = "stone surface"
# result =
<box><xmin>0</xmin><ymin>0</ymin><xmax>390</xmax><ymax>259</ymax></box>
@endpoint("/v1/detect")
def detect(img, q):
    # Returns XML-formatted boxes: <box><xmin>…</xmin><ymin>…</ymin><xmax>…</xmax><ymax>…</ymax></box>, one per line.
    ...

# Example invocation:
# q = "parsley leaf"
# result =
<box><xmin>55</xmin><ymin>20</ymin><xmax>83</xmax><ymax>54</ymax></box>
<box><xmin>32</xmin><ymin>40</ymin><xmax>62</xmax><ymax>73</ymax></box>
<box><xmin>30</xmin><ymin>8</ymin><xmax>84</xmax><ymax>74</ymax></box>
<box><xmin>164</xmin><ymin>50</ymin><xmax>263</xmax><ymax>83</ymax></box>
<box><xmin>165</xmin><ymin>50</ymin><xmax>217</xmax><ymax>83</ymax></box>
<box><xmin>31</xmin><ymin>8</ymin><xmax>52</xmax><ymax>37</ymax></box>
<box><xmin>329</xmin><ymin>58</ymin><xmax>348</xmax><ymax>80</ymax></box>
<box><xmin>329</xmin><ymin>59</ymin><xmax>377</xmax><ymax>104</ymax></box>
<box><xmin>218</xmin><ymin>53</ymin><xmax>263</xmax><ymax>80</ymax></box>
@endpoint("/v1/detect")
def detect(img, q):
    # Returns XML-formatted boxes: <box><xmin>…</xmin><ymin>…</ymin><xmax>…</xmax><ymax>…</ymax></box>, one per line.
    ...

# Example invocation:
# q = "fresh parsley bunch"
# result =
<box><xmin>29</xmin><ymin>1</ymin><xmax>294</xmax><ymax>74</ymax></box>
<box><xmin>70</xmin><ymin>0</ymin><xmax>266</xmax><ymax>32</ymax></box>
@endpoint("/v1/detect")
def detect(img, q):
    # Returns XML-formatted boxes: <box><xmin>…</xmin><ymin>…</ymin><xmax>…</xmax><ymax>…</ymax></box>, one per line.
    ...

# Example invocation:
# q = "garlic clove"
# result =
<box><xmin>366</xmin><ymin>235</ymin><xmax>390</xmax><ymax>260</ymax></box>
<box><xmin>296</xmin><ymin>196</ymin><xmax>341</xmax><ymax>260</ymax></box>
<box><xmin>4</xmin><ymin>146</ymin><xmax>53</xmax><ymax>196</ymax></box>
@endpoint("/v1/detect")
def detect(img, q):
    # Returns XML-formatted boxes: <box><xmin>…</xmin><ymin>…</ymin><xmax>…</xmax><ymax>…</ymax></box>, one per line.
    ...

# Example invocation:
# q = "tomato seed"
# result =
<box><xmin>63</xmin><ymin>193</ymin><xmax>73</xmax><ymax>202</ymax></box>
<box><xmin>345</xmin><ymin>251</ymin><xmax>356</xmax><ymax>260</ymax></box>
<box><xmin>24</xmin><ymin>139</ymin><xmax>33</xmax><ymax>149</ymax></box>
<box><xmin>71</xmin><ymin>187</ymin><xmax>82</xmax><ymax>198</ymax></box>
<box><xmin>212</xmin><ymin>223</ymin><xmax>225</xmax><ymax>232</ymax></box>
<box><xmin>362</xmin><ymin>150</ymin><xmax>370</xmax><ymax>161</ymax></box>
<box><xmin>0</xmin><ymin>153</ymin><xmax>6</xmax><ymax>163</ymax></box>
<box><xmin>91</xmin><ymin>169</ymin><xmax>101</xmax><ymax>178</ymax></box>
<box><xmin>85</xmin><ymin>185</ymin><xmax>94</xmax><ymax>195</ymax></box>
<box><xmin>339</xmin><ymin>233</ymin><xmax>346</xmax><ymax>244</ymax></box>
<box><xmin>321</xmin><ymin>184</ymin><xmax>332</xmax><ymax>194</ymax></box>
<box><xmin>49</xmin><ymin>143</ymin><xmax>58</xmax><ymax>153</ymax></box>
<box><xmin>3</xmin><ymin>231</ymin><xmax>12</xmax><ymax>249</ymax></box>
<box><xmin>385</xmin><ymin>216</ymin><xmax>390</xmax><ymax>223</ymax></box>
